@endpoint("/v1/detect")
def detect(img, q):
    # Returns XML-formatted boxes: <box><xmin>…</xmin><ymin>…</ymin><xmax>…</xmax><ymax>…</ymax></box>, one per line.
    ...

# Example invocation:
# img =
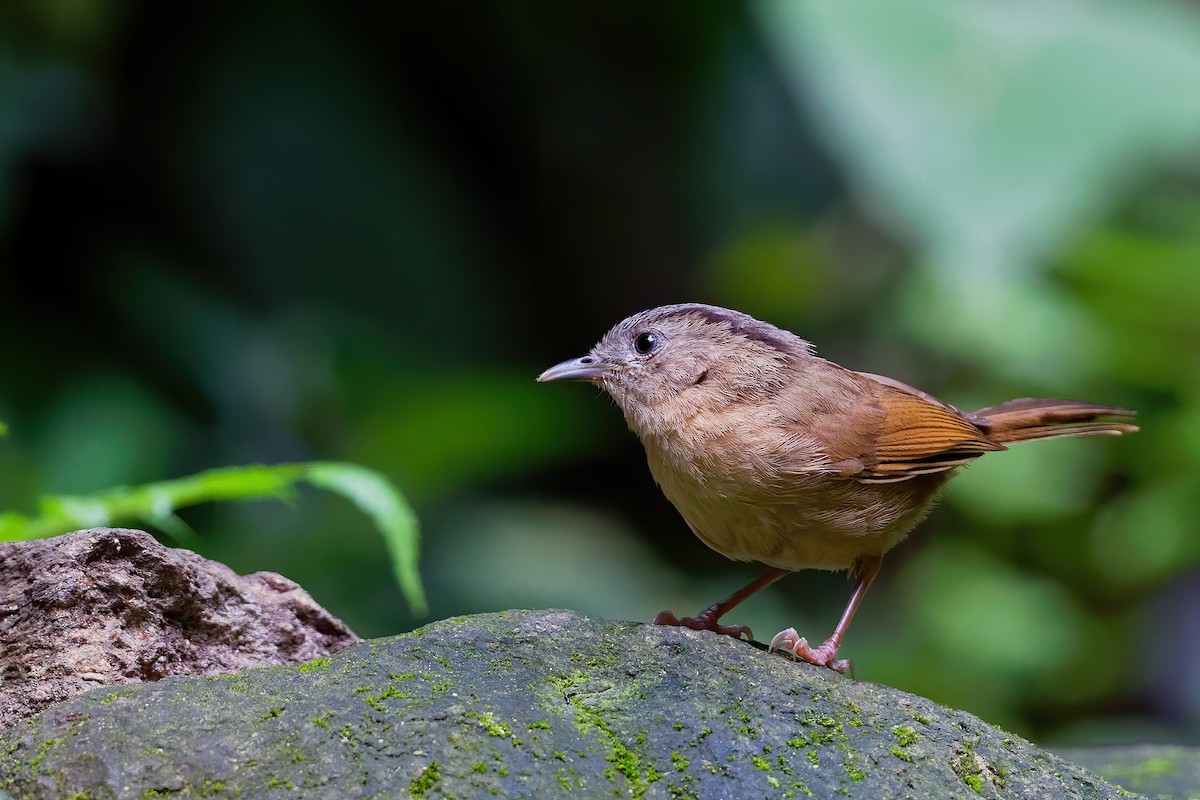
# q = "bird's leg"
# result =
<box><xmin>769</xmin><ymin>555</ymin><xmax>882</xmax><ymax>674</ymax></box>
<box><xmin>654</xmin><ymin>567</ymin><xmax>790</xmax><ymax>640</ymax></box>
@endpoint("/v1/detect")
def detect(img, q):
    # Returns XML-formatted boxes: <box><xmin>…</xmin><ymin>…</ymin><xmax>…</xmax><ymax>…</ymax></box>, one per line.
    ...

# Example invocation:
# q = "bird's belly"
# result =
<box><xmin>669</xmin><ymin>488</ymin><xmax>900</xmax><ymax>571</ymax></box>
<box><xmin>647</xmin><ymin>448</ymin><xmax>943</xmax><ymax>571</ymax></box>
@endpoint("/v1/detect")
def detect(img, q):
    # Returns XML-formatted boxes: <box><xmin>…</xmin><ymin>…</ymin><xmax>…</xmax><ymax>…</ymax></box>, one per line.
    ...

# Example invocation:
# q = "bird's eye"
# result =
<box><xmin>633</xmin><ymin>331</ymin><xmax>660</xmax><ymax>355</ymax></box>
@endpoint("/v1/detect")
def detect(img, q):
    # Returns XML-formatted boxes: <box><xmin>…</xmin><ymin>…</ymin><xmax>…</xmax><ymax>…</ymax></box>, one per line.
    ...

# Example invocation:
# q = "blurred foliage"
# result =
<box><xmin>2</xmin><ymin>0</ymin><xmax>1199</xmax><ymax>745</ymax></box>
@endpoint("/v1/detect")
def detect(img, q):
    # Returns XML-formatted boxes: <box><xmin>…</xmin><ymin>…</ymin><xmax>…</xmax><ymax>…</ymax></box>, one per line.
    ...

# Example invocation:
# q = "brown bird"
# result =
<box><xmin>538</xmin><ymin>303</ymin><xmax>1137</xmax><ymax>673</ymax></box>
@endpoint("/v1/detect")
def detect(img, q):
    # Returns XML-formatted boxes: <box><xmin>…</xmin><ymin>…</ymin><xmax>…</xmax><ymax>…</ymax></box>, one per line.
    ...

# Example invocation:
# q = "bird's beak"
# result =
<box><xmin>537</xmin><ymin>355</ymin><xmax>613</xmax><ymax>382</ymax></box>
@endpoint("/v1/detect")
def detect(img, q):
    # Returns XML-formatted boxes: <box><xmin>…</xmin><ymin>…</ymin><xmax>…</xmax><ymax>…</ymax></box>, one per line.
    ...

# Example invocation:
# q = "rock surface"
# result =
<box><xmin>1</xmin><ymin>608</ymin><xmax>1140</xmax><ymax>799</ymax></box>
<box><xmin>0</xmin><ymin>528</ymin><xmax>357</xmax><ymax>732</ymax></box>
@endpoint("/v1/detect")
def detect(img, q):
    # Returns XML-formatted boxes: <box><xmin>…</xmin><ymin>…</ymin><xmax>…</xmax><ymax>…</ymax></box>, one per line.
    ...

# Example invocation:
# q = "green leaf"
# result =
<box><xmin>0</xmin><ymin>421</ymin><xmax>7</xmax><ymax>436</ymax></box>
<box><xmin>302</xmin><ymin>462</ymin><xmax>426</xmax><ymax>616</ymax></box>
<box><xmin>0</xmin><ymin>462</ymin><xmax>426</xmax><ymax>615</ymax></box>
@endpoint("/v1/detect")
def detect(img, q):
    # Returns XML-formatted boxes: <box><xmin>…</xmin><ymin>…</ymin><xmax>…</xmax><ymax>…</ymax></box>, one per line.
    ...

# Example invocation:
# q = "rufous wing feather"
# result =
<box><xmin>855</xmin><ymin>389</ymin><xmax>1002</xmax><ymax>483</ymax></box>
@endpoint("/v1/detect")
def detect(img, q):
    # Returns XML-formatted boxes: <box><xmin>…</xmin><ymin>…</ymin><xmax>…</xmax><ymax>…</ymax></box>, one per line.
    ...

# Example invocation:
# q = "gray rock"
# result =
<box><xmin>0</xmin><ymin>528</ymin><xmax>357</xmax><ymax>733</ymax></box>
<box><xmin>0</xmin><ymin>608</ymin><xmax>1139</xmax><ymax>799</ymax></box>
<box><xmin>1056</xmin><ymin>745</ymin><xmax>1200</xmax><ymax>800</ymax></box>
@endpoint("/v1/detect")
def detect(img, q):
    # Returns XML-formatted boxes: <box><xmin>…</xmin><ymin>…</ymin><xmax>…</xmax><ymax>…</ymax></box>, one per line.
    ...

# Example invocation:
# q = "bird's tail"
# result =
<box><xmin>968</xmin><ymin>398</ymin><xmax>1139</xmax><ymax>444</ymax></box>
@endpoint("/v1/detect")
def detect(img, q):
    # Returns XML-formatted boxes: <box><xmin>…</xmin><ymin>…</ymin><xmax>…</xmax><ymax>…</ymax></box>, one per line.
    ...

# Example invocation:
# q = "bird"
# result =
<box><xmin>538</xmin><ymin>303</ymin><xmax>1138</xmax><ymax>673</ymax></box>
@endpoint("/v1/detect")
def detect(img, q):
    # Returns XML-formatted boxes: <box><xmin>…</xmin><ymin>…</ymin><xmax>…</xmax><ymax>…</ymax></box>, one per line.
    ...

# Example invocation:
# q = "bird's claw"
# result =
<box><xmin>768</xmin><ymin>627</ymin><xmax>803</xmax><ymax>653</ymax></box>
<box><xmin>769</xmin><ymin>628</ymin><xmax>851</xmax><ymax>675</ymax></box>
<box><xmin>653</xmin><ymin>610</ymin><xmax>753</xmax><ymax>640</ymax></box>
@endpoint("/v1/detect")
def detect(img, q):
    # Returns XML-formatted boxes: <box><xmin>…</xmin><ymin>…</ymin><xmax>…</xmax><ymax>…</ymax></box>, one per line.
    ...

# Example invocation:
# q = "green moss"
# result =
<box><xmin>791</xmin><ymin>703</ymin><xmax>874</xmax><ymax>787</ymax></box>
<box><xmin>543</xmin><ymin>673</ymin><xmax>661</xmax><ymax>799</ymax></box>
<box><xmin>467</xmin><ymin>711</ymin><xmax>511</xmax><ymax>739</ymax></box>
<box><xmin>546</xmin><ymin>672</ymin><xmax>591</xmax><ymax>695</ymax></box>
<box><xmin>607</xmin><ymin>736</ymin><xmax>651</xmax><ymax>797</ymax></box>
<box><xmin>787</xmin><ymin>777</ymin><xmax>814</xmax><ymax>798</ymax></box>
<box><xmin>725</xmin><ymin>703</ymin><xmax>759</xmax><ymax>738</ymax></box>
<box><xmin>29</xmin><ymin>734</ymin><xmax>63</xmax><ymax>773</ymax></box>
<box><xmin>952</xmin><ymin>745</ymin><xmax>990</xmax><ymax>794</ymax></box>
<box><xmin>296</xmin><ymin>657</ymin><xmax>331</xmax><ymax>673</ymax></box>
<box><xmin>311</xmin><ymin>712</ymin><xmax>332</xmax><ymax>729</ymax></box>
<box><xmin>889</xmin><ymin>747</ymin><xmax>914</xmax><ymax>763</ymax></box>
<box><xmin>750</xmin><ymin>755</ymin><xmax>770</xmax><ymax>770</ymax></box>
<box><xmin>99</xmin><ymin>689</ymin><xmax>139</xmax><ymax>705</ymax></box>
<box><xmin>573</xmin><ymin>651</ymin><xmax>619</xmax><ymax>672</ymax></box>
<box><xmin>672</xmin><ymin>753</ymin><xmax>690</xmax><ymax>771</ymax></box>
<box><xmin>21</xmin><ymin>718</ymin><xmax>88</xmax><ymax>778</ymax></box>
<box><xmin>410</xmin><ymin>762</ymin><xmax>441</xmax><ymax>797</ymax></box>
<box><xmin>256</xmin><ymin>707</ymin><xmax>284</xmax><ymax>723</ymax></box>
<box><xmin>796</xmin><ymin>709</ymin><xmax>843</xmax><ymax>747</ymax></box>
<box><xmin>363</xmin><ymin>683</ymin><xmax>412</xmax><ymax>711</ymax></box>
<box><xmin>891</xmin><ymin>725</ymin><xmax>920</xmax><ymax>747</ymax></box>
<box><xmin>666</xmin><ymin>779</ymin><xmax>700</xmax><ymax>800</ymax></box>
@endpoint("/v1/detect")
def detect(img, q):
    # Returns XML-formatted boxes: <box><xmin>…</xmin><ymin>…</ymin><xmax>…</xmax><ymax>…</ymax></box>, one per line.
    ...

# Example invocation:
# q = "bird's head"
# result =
<box><xmin>538</xmin><ymin>303</ymin><xmax>809</xmax><ymax>436</ymax></box>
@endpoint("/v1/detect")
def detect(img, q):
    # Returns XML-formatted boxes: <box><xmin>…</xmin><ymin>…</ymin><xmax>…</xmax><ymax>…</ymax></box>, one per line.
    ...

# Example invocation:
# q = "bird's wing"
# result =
<box><xmin>775</xmin><ymin>361</ymin><xmax>1003</xmax><ymax>484</ymax></box>
<box><xmin>847</xmin><ymin>387</ymin><xmax>1004</xmax><ymax>483</ymax></box>
<box><xmin>853</xmin><ymin>370</ymin><xmax>962</xmax><ymax>412</ymax></box>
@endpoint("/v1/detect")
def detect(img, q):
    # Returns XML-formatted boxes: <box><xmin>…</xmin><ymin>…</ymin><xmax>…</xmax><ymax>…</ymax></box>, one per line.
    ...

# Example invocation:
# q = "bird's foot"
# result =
<box><xmin>768</xmin><ymin>628</ymin><xmax>851</xmax><ymax>675</ymax></box>
<box><xmin>653</xmin><ymin>609</ymin><xmax>752</xmax><ymax>640</ymax></box>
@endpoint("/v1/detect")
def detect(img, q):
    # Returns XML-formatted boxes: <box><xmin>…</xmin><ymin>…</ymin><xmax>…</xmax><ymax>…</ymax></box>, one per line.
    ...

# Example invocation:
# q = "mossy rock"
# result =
<box><xmin>0</xmin><ymin>609</ymin><xmax>1144</xmax><ymax>799</ymax></box>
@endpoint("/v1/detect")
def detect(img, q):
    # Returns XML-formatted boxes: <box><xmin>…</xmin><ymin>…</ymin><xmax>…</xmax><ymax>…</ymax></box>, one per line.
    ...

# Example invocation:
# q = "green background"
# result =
<box><xmin>2</xmin><ymin>0</ymin><xmax>1198</xmax><ymax>745</ymax></box>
